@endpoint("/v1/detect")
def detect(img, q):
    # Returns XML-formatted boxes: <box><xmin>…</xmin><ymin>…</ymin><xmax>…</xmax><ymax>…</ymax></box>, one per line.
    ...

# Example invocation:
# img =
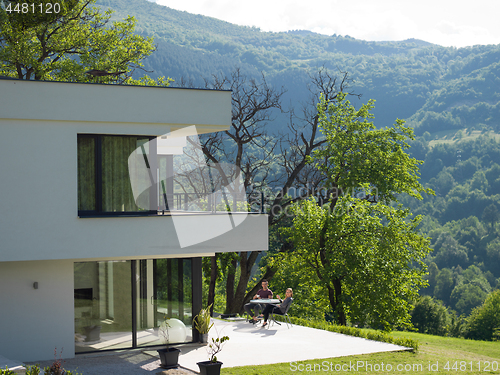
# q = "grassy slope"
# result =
<box><xmin>428</xmin><ymin>129</ymin><xmax>500</xmax><ymax>147</ymax></box>
<box><xmin>222</xmin><ymin>331</ymin><xmax>500</xmax><ymax>375</ymax></box>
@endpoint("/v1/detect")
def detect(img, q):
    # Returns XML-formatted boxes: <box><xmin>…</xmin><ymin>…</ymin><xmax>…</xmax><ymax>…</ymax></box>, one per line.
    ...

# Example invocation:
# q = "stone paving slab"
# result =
<box><xmin>25</xmin><ymin>319</ymin><xmax>410</xmax><ymax>374</ymax></box>
<box><xmin>175</xmin><ymin>319</ymin><xmax>410</xmax><ymax>372</ymax></box>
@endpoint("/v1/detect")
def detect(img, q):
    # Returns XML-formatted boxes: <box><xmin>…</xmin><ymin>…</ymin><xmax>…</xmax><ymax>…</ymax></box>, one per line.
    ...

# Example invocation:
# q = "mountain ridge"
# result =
<box><xmin>95</xmin><ymin>0</ymin><xmax>500</xmax><ymax>136</ymax></box>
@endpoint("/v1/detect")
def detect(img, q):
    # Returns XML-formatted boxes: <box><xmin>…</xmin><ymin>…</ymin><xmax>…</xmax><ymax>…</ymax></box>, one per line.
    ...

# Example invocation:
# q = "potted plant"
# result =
<box><xmin>196</xmin><ymin>330</ymin><xmax>229</xmax><ymax>375</ymax></box>
<box><xmin>193</xmin><ymin>304</ymin><xmax>214</xmax><ymax>344</ymax></box>
<box><xmin>157</xmin><ymin>318</ymin><xmax>181</xmax><ymax>369</ymax></box>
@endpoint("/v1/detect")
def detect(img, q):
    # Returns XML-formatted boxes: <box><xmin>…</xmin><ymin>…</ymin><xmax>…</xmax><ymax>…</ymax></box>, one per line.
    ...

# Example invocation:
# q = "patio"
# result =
<box><xmin>26</xmin><ymin>318</ymin><xmax>410</xmax><ymax>374</ymax></box>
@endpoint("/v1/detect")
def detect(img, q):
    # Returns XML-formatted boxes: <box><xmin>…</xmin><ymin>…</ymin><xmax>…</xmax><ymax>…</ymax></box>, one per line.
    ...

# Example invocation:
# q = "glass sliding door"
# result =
<box><xmin>74</xmin><ymin>258</ymin><xmax>193</xmax><ymax>353</ymax></box>
<box><xmin>135</xmin><ymin>259</ymin><xmax>159</xmax><ymax>346</ymax></box>
<box><xmin>136</xmin><ymin>259</ymin><xmax>193</xmax><ymax>347</ymax></box>
<box><xmin>74</xmin><ymin>261</ymin><xmax>133</xmax><ymax>353</ymax></box>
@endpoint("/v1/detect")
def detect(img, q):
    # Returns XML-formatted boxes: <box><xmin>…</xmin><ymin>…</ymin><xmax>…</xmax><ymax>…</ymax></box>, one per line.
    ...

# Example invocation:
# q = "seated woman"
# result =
<box><xmin>261</xmin><ymin>288</ymin><xmax>293</xmax><ymax>327</ymax></box>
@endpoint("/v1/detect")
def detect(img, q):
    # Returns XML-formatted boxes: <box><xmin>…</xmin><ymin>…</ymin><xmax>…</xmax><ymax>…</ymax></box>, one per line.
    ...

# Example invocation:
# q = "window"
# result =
<box><xmin>78</xmin><ymin>134</ymin><xmax>156</xmax><ymax>216</ymax></box>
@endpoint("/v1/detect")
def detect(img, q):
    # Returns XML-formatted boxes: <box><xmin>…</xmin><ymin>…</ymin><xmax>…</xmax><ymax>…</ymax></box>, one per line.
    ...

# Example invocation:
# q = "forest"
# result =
<box><xmin>89</xmin><ymin>0</ymin><xmax>500</xmax><ymax>342</ymax></box>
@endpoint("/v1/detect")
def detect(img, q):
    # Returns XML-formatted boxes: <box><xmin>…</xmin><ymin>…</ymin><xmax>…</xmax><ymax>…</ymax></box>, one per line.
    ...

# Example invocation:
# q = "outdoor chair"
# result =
<box><xmin>268</xmin><ymin>298</ymin><xmax>293</xmax><ymax>329</ymax></box>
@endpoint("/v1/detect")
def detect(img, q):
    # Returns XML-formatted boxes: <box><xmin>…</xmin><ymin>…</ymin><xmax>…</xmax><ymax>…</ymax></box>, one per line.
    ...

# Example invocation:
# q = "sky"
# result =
<box><xmin>151</xmin><ymin>0</ymin><xmax>500</xmax><ymax>48</ymax></box>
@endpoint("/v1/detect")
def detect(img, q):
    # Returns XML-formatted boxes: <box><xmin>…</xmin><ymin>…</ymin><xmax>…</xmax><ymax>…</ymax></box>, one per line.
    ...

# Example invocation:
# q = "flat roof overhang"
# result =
<box><xmin>0</xmin><ymin>78</ymin><xmax>231</xmax><ymax>134</ymax></box>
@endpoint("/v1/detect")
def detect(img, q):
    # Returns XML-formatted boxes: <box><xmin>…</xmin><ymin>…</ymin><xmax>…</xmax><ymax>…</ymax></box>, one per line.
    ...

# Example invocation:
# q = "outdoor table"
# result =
<box><xmin>249</xmin><ymin>299</ymin><xmax>282</xmax><ymax>326</ymax></box>
<box><xmin>249</xmin><ymin>299</ymin><xmax>281</xmax><ymax>314</ymax></box>
<box><xmin>249</xmin><ymin>299</ymin><xmax>280</xmax><ymax>304</ymax></box>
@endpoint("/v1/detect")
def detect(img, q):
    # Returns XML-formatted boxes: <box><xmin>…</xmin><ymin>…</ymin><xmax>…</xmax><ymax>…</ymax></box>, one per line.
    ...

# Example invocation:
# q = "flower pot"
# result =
<box><xmin>197</xmin><ymin>361</ymin><xmax>222</xmax><ymax>375</ymax></box>
<box><xmin>157</xmin><ymin>347</ymin><xmax>180</xmax><ymax>369</ymax></box>
<box><xmin>199</xmin><ymin>333</ymin><xmax>209</xmax><ymax>344</ymax></box>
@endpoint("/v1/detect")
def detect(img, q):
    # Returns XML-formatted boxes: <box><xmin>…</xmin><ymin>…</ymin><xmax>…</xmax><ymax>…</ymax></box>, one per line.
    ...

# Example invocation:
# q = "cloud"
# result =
<box><xmin>154</xmin><ymin>0</ymin><xmax>500</xmax><ymax>47</ymax></box>
<box><xmin>423</xmin><ymin>22</ymin><xmax>496</xmax><ymax>47</ymax></box>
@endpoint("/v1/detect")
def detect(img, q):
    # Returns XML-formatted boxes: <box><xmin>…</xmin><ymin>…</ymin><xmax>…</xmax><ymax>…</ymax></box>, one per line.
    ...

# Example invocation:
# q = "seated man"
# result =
<box><xmin>244</xmin><ymin>279</ymin><xmax>273</xmax><ymax>323</ymax></box>
<box><xmin>261</xmin><ymin>288</ymin><xmax>293</xmax><ymax>327</ymax></box>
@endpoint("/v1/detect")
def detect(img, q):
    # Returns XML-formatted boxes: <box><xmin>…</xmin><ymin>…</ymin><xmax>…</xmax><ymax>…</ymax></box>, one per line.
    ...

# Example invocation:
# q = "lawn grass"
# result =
<box><xmin>221</xmin><ymin>330</ymin><xmax>500</xmax><ymax>375</ymax></box>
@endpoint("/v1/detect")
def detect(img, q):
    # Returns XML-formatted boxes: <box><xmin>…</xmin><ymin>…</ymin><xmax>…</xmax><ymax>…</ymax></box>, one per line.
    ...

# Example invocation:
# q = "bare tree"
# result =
<box><xmin>233</xmin><ymin>67</ymin><xmax>361</xmax><ymax>314</ymax></box>
<box><xmin>193</xmin><ymin>68</ymin><xmax>285</xmax><ymax>313</ymax></box>
<box><xmin>267</xmin><ymin>67</ymin><xmax>360</xmax><ymax>225</ymax></box>
<box><xmin>197</xmin><ymin>67</ymin><xmax>359</xmax><ymax>315</ymax></box>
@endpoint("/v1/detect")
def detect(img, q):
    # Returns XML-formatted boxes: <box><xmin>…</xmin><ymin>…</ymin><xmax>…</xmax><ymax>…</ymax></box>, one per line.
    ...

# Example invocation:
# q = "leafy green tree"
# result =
<box><xmin>432</xmin><ymin>268</ymin><xmax>454</xmax><ymax>305</ymax></box>
<box><xmin>288</xmin><ymin>197</ymin><xmax>431</xmax><ymax>330</ymax></box>
<box><xmin>197</xmin><ymin>68</ymin><xmax>356</xmax><ymax>315</ymax></box>
<box><xmin>482</xmin><ymin>203</ymin><xmax>499</xmax><ymax>233</ymax></box>
<box><xmin>267</xmin><ymin>247</ymin><xmax>331</xmax><ymax>321</ymax></box>
<box><xmin>432</xmin><ymin>232</ymin><xmax>469</xmax><ymax>269</ymax></box>
<box><xmin>465</xmin><ymin>290</ymin><xmax>500</xmax><ymax>341</ymax></box>
<box><xmin>471</xmin><ymin>170</ymin><xmax>488</xmax><ymax>191</ymax></box>
<box><xmin>284</xmin><ymin>92</ymin><xmax>432</xmax><ymax>329</ymax></box>
<box><xmin>447</xmin><ymin>264</ymin><xmax>492</xmax><ymax>316</ymax></box>
<box><xmin>486</xmin><ymin>238</ymin><xmax>500</xmax><ymax>276</ymax></box>
<box><xmin>421</xmin><ymin>261</ymin><xmax>439</xmax><ymax>296</ymax></box>
<box><xmin>411</xmin><ymin>296</ymin><xmax>450</xmax><ymax>336</ymax></box>
<box><xmin>461</xmin><ymin>264</ymin><xmax>493</xmax><ymax>290</ymax></box>
<box><xmin>0</xmin><ymin>0</ymin><xmax>162</xmax><ymax>84</ymax></box>
<box><xmin>453</xmin><ymin>216</ymin><xmax>484</xmax><ymax>253</ymax></box>
<box><xmin>429</xmin><ymin>170</ymin><xmax>455</xmax><ymax>196</ymax></box>
<box><xmin>485</xmin><ymin>163</ymin><xmax>500</xmax><ymax>195</ymax></box>
<box><xmin>312</xmin><ymin>92</ymin><xmax>432</xmax><ymax>205</ymax></box>
<box><xmin>450</xmin><ymin>283</ymin><xmax>488</xmax><ymax>316</ymax></box>
<box><xmin>456</xmin><ymin>156</ymin><xmax>480</xmax><ymax>182</ymax></box>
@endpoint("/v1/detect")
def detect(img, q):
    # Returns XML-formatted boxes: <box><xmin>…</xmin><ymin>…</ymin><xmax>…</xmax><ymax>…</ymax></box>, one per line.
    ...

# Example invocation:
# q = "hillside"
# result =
<box><xmin>96</xmin><ymin>0</ymin><xmax>500</xmax><ymax>135</ymax></box>
<box><xmin>92</xmin><ymin>0</ymin><xmax>500</xmax><ymax>337</ymax></box>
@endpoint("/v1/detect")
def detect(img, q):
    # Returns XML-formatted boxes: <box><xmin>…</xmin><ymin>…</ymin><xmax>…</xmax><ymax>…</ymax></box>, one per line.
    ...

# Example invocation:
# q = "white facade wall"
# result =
<box><xmin>0</xmin><ymin>260</ymin><xmax>74</xmax><ymax>362</ymax></box>
<box><xmin>0</xmin><ymin>117</ymin><xmax>267</xmax><ymax>262</ymax></box>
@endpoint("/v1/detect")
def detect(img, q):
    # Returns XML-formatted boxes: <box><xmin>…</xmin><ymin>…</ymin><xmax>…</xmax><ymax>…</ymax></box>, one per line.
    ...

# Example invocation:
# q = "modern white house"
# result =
<box><xmin>0</xmin><ymin>78</ymin><xmax>268</xmax><ymax>363</ymax></box>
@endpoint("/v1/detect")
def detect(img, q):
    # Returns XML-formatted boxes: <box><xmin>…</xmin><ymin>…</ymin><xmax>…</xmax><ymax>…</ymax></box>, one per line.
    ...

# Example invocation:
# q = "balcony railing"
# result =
<box><xmin>156</xmin><ymin>191</ymin><xmax>265</xmax><ymax>215</ymax></box>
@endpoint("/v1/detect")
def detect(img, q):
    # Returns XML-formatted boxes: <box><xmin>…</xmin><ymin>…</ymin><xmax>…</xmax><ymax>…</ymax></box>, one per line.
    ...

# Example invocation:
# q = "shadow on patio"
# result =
<box><xmin>164</xmin><ymin>318</ymin><xmax>410</xmax><ymax>372</ymax></box>
<box><xmin>27</xmin><ymin>318</ymin><xmax>410</xmax><ymax>374</ymax></box>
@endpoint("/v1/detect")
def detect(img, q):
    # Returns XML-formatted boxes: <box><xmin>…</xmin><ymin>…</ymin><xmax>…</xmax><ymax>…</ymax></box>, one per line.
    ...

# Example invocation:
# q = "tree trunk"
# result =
<box><xmin>225</xmin><ymin>257</ymin><xmax>237</xmax><ymax>313</ymax></box>
<box><xmin>328</xmin><ymin>279</ymin><xmax>346</xmax><ymax>326</ymax></box>
<box><xmin>318</xmin><ymin>199</ymin><xmax>346</xmax><ymax>326</ymax></box>
<box><xmin>226</xmin><ymin>251</ymin><xmax>260</xmax><ymax>314</ymax></box>
<box><xmin>207</xmin><ymin>256</ymin><xmax>217</xmax><ymax>316</ymax></box>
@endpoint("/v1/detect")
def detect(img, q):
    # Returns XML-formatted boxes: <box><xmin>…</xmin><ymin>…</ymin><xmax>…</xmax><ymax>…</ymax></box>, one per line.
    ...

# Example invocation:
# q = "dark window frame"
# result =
<box><xmin>78</xmin><ymin>134</ymin><xmax>157</xmax><ymax>217</ymax></box>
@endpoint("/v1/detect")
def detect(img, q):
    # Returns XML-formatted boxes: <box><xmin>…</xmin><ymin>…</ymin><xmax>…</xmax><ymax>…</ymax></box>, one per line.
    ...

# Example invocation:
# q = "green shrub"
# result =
<box><xmin>26</xmin><ymin>365</ymin><xmax>41</xmax><ymax>375</ymax></box>
<box><xmin>465</xmin><ymin>290</ymin><xmax>500</xmax><ymax>341</ymax></box>
<box><xmin>287</xmin><ymin>316</ymin><xmax>419</xmax><ymax>352</ymax></box>
<box><xmin>0</xmin><ymin>367</ymin><xmax>16</xmax><ymax>375</ymax></box>
<box><xmin>410</xmin><ymin>295</ymin><xmax>451</xmax><ymax>336</ymax></box>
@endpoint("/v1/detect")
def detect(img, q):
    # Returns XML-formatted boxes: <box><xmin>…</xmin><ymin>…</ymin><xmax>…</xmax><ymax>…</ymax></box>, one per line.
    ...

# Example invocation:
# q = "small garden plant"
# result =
<box><xmin>205</xmin><ymin>324</ymin><xmax>229</xmax><ymax>363</ymax></box>
<box><xmin>207</xmin><ymin>335</ymin><xmax>230</xmax><ymax>363</ymax></box>
<box><xmin>194</xmin><ymin>304</ymin><xmax>214</xmax><ymax>335</ymax></box>
<box><xmin>158</xmin><ymin>317</ymin><xmax>172</xmax><ymax>349</ymax></box>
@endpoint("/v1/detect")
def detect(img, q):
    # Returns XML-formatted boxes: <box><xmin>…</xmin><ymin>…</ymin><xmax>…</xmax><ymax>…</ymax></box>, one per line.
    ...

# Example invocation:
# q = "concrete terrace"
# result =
<box><xmin>26</xmin><ymin>319</ymin><xmax>410</xmax><ymax>374</ymax></box>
